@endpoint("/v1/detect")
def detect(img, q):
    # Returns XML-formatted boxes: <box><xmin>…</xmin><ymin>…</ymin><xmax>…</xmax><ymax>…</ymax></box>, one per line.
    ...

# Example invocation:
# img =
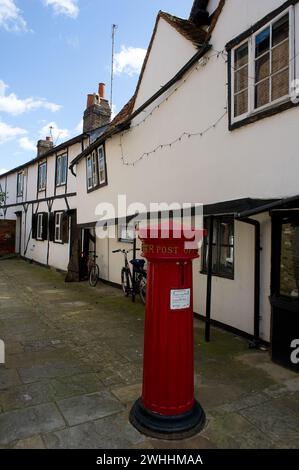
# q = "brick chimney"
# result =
<box><xmin>37</xmin><ymin>136</ymin><xmax>53</xmax><ymax>157</ymax></box>
<box><xmin>83</xmin><ymin>83</ymin><xmax>111</xmax><ymax>133</ymax></box>
<box><xmin>189</xmin><ymin>0</ymin><xmax>210</xmax><ymax>26</ymax></box>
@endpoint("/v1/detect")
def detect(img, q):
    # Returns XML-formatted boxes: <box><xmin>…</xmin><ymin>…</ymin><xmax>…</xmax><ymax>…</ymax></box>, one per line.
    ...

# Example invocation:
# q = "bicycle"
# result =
<box><xmin>81</xmin><ymin>251</ymin><xmax>100</xmax><ymax>287</ymax></box>
<box><xmin>112</xmin><ymin>248</ymin><xmax>147</xmax><ymax>304</ymax></box>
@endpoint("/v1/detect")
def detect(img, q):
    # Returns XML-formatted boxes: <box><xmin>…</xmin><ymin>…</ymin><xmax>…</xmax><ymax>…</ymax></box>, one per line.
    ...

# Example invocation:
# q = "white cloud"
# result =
<box><xmin>0</xmin><ymin>120</ymin><xmax>26</xmax><ymax>145</ymax></box>
<box><xmin>19</xmin><ymin>136</ymin><xmax>36</xmax><ymax>151</ymax></box>
<box><xmin>39</xmin><ymin>121</ymin><xmax>70</xmax><ymax>143</ymax></box>
<box><xmin>114</xmin><ymin>46</ymin><xmax>147</xmax><ymax>77</ymax></box>
<box><xmin>0</xmin><ymin>80</ymin><xmax>61</xmax><ymax>116</ymax></box>
<box><xmin>0</xmin><ymin>168</ymin><xmax>8</xmax><ymax>175</ymax></box>
<box><xmin>0</xmin><ymin>0</ymin><xmax>29</xmax><ymax>32</ymax></box>
<box><xmin>44</xmin><ymin>0</ymin><xmax>79</xmax><ymax>19</ymax></box>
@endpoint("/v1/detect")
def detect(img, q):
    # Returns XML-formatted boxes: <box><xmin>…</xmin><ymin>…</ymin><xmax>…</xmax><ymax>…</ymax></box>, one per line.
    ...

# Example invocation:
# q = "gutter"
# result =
<box><xmin>70</xmin><ymin>42</ymin><xmax>212</xmax><ymax>171</ymax></box>
<box><xmin>235</xmin><ymin>217</ymin><xmax>261</xmax><ymax>348</ymax></box>
<box><xmin>236</xmin><ymin>195</ymin><xmax>299</xmax><ymax>218</ymax></box>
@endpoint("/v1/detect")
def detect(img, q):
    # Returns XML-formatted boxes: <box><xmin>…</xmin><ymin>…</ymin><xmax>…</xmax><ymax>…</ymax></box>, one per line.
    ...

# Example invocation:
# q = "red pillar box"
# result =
<box><xmin>130</xmin><ymin>224</ymin><xmax>206</xmax><ymax>439</ymax></box>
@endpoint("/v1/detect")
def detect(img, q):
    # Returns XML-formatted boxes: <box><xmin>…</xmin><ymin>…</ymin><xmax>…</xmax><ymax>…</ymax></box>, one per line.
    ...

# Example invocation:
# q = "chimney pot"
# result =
<box><xmin>98</xmin><ymin>83</ymin><xmax>105</xmax><ymax>99</ymax></box>
<box><xmin>87</xmin><ymin>94</ymin><xmax>94</xmax><ymax>108</ymax></box>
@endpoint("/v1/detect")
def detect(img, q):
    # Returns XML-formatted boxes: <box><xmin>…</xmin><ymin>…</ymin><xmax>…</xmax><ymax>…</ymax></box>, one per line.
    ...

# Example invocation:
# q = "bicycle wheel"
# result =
<box><xmin>121</xmin><ymin>268</ymin><xmax>130</xmax><ymax>296</ymax></box>
<box><xmin>89</xmin><ymin>264</ymin><xmax>99</xmax><ymax>287</ymax></box>
<box><xmin>139</xmin><ymin>275</ymin><xmax>147</xmax><ymax>305</ymax></box>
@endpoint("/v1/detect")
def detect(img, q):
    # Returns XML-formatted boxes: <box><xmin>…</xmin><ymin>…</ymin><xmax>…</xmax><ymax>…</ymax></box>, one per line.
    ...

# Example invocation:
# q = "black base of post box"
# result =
<box><xmin>129</xmin><ymin>398</ymin><xmax>206</xmax><ymax>440</ymax></box>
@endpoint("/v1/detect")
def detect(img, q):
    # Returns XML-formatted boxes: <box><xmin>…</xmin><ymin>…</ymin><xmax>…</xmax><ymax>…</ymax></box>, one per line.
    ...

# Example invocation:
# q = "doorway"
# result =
<box><xmin>271</xmin><ymin>211</ymin><xmax>299</xmax><ymax>371</ymax></box>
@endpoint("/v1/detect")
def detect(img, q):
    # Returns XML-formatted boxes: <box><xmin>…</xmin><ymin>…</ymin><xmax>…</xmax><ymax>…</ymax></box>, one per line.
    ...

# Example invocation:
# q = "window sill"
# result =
<box><xmin>53</xmin><ymin>240</ymin><xmax>64</xmax><ymax>245</ymax></box>
<box><xmin>38</xmin><ymin>188</ymin><xmax>46</xmax><ymax>193</ymax></box>
<box><xmin>56</xmin><ymin>183</ymin><xmax>66</xmax><ymax>188</ymax></box>
<box><xmin>87</xmin><ymin>181</ymin><xmax>108</xmax><ymax>193</ymax></box>
<box><xmin>229</xmin><ymin>98</ymin><xmax>298</xmax><ymax>131</ymax></box>
<box><xmin>200</xmin><ymin>270</ymin><xmax>234</xmax><ymax>281</ymax></box>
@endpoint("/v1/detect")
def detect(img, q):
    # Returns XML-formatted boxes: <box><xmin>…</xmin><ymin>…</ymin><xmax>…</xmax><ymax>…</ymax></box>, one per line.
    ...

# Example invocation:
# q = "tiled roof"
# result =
<box><xmin>159</xmin><ymin>11</ymin><xmax>207</xmax><ymax>48</ymax></box>
<box><xmin>110</xmin><ymin>95</ymin><xmax>136</xmax><ymax>128</ymax></box>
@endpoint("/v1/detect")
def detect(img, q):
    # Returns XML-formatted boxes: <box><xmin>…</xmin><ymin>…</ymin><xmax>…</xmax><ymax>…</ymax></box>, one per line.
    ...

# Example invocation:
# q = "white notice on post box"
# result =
<box><xmin>170</xmin><ymin>289</ymin><xmax>191</xmax><ymax>310</ymax></box>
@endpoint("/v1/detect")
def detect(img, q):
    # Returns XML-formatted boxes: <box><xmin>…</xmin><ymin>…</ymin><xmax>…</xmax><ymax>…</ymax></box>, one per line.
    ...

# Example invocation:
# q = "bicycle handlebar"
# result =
<box><xmin>112</xmin><ymin>248</ymin><xmax>141</xmax><ymax>254</ymax></box>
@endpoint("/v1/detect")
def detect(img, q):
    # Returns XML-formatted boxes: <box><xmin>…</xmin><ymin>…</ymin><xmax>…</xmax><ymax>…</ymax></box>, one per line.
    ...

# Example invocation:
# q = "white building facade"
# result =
<box><xmin>0</xmin><ymin>1</ymin><xmax>298</xmax><ymax>369</ymax></box>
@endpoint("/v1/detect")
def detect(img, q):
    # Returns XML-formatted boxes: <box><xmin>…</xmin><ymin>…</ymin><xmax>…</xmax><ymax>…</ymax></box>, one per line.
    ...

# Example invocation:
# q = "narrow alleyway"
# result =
<box><xmin>0</xmin><ymin>258</ymin><xmax>298</xmax><ymax>449</ymax></box>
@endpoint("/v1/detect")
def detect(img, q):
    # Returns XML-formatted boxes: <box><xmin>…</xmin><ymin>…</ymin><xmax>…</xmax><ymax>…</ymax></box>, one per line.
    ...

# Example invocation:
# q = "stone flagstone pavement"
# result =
<box><xmin>0</xmin><ymin>258</ymin><xmax>298</xmax><ymax>449</ymax></box>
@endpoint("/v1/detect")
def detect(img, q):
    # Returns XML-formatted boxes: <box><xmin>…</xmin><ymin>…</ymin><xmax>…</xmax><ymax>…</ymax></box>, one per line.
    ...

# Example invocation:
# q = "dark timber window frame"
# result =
<box><xmin>227</xmin><ymin>1</ymin><xmax>297</xmax><ymax>130</ymax></box>
<box><xmin>201</xmin><ymin>216</ymin><xmax>235</xmax><ymax>280</ymax></box>
<box><xmin>86</xmin><ymin>144</ymin><xmax>108</xmax><ymax>193</ymax></box>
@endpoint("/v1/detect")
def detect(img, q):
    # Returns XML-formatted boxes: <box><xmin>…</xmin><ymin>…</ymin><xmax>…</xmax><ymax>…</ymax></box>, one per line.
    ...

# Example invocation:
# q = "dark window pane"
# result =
<box><xmin>256</xmin><ymin>27</ymin><xmax>270</xmax><ymax>57</ymax></box>
<box><xmin>255</xmin><ymin>79</ymin><xmax>270</xmax><ymax>108</ymax></box>
<box><xmin>234</xmin><ymin>90</ymin><xmax>248</xmax><ymax>117</ymax></box>
<box><xmin>272</xmin><ymin>14</ymin><xmax>289</xmax><ymax>47</ymax></box>
<box><xmin>220</xmin><ymin>220</ymin><xmax>233</xmax><ymax>245</ymax></box>
<box><xmin>219</xmin><ymin>245</ymin><xmax>234</xmax><ymax>274</ymax></box>
<box><xmin>255</xmin><ymin>53</ymin><xmax>270</xmax><ymax>82</ymax></box>
<box><xmin>235</xmin><ymin>43</ymin><xmax>248</xmax><ymax>69</ymax></box>
<box><xmin>234</xmin><ymin>66</ymin><xmax>248</xmax><ymax>92</ymax></box>
<box><xmin>272</xmin><ymin>68</ymin><xmax>289</xmax><ymax>100</ymax></box>
<box><xmin>272</xmin><ymin>39</ymin><xmax>289</xmax><ymax>73</ymax></box>
<box><xmin>202</xmin><ymin>218</ymin><xmax>234</xmax><ymax>278</ymax></box>
<box><xmin>280</xmin><ymin>223</ymin><xmax>299</xmax><ymax>298</ymax></box>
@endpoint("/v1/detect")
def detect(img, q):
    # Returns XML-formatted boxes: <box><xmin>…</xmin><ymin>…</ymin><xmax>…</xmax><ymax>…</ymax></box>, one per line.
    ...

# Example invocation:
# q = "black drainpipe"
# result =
<box><xmin>235</xmin><ymin>217</ymin><xmax>261</xmax><ymax>348</ymax></box>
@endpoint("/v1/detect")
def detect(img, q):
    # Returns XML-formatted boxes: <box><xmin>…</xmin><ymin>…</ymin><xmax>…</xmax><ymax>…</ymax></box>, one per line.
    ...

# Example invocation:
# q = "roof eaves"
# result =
<box><xmin>0</xmin><ymin>133</ymin><xmax>87</xmax><ymax>179</ymax></box>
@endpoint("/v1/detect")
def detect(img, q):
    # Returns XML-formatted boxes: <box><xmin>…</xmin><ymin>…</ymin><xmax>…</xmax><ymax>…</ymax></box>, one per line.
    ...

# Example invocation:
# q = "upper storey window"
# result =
<box><xmin>86</xmin><ymin>145</ymin><xmax>107</xmax><ymax>192</ymax></box>
<box><xmin>38</xmin><ymin>162</ymin><xmax>47</xmax><ymax>192</ymax></box>
<box><xmin>56</xmin><ymin>153</ymin><xmax>68</xmax><ymax>187</ymax></box>
<box><xmin>229</xmin><ymin>7</ymin><xmax>295</xmax><ymax>127</ymax></box>
<box><xmin>17</xmin><ymin>171</ymin><xmax>24</xmax><ymax>197</ymax></box>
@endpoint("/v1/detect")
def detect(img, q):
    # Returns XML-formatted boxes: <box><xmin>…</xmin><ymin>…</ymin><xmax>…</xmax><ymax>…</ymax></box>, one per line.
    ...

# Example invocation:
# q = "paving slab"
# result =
<box><xmin>0</xmin><ymin>368</ymin><xmax>21</xmax><ymax>390</ymax></box>
<box><xmin>57</xmin><ymin>391</ymin><xmax>124</xmax><ymax>426</ymax></box>
<box><xmin>0</xmin><ymin>403</ymin><xmax>65</xmax><ymax>445</ymax></box>
<box><xmin>111</xmin><ymin>383</ymin><xmax>142</xmax><ymax>405</ymax></box>
<box><xmin>0</xmin><ymin>381</ymin><xmax>55</xmax><ymax>411</ymax></box>
<box><xmin>18</xmin><ymin>361</ymin><xmax>89</xmax><ymax>384</ymax></box>
<box><xmin>13</xmin><ymin>435</ymin><xmax>46</xmax><ymax>449</ymax></box>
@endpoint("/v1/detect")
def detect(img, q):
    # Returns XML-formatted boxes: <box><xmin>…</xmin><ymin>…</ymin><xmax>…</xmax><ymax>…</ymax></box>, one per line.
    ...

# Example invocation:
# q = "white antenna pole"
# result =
<box><xmin>110</xmin><ymin>24</ymin><xmax>117</xmax><ymax>108</ymax></box>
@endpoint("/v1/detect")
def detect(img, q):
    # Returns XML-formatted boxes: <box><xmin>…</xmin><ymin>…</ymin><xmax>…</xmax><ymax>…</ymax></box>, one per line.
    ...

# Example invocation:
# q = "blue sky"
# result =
<box><xmin>0</xmin><ymin>0</ymin><xmax>192</xmax><ymax>173</ymax></box>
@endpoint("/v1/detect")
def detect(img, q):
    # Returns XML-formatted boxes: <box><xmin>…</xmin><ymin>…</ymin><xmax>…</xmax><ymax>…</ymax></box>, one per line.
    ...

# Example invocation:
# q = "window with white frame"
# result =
<box><xmin>37</xmin><ymin>213</ymin><xmax>44</xmax><ymax>240</ymax></box>
<box><xmin>231</xmin><ymin>8</ymin><xmax>294</xmax><ymax>123</ymax></box>
<box><xmin>118</xmin><ymin>224</ymin><xmax>135</xmax><ymax>243</ymax></box>
<box><xmin>86</xmin><ymin>147</ymin><xmax>107</xmax><ymax>190</ymax></box>
<box><xmin>17</xmin><ymin>171</ymin><xmax>24</xmax><ymax>197</ymax></box>
<box><xmin>54</xmin><ymin>212</ymin><xmax>63</xmax><ymax>243</ymax></box>
<box><xmin>56</xmin><ymin>154</ymin><xmax>67</xmax><ymax>186</ymax></box>
<box><xmin>38</xmin><ymin>162</ymin><xmax>47</xmax><ymax>191</ymax></box>
<box><xmin>98</xmin><ymin>146</ymin><xmax>106</xmax><ymax>185</ymax></box>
